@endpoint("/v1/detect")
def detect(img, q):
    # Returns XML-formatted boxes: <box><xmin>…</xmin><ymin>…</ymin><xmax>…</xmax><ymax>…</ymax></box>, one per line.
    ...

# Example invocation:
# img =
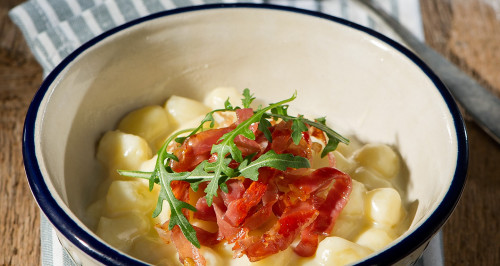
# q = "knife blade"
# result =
<box><xmin>358</xmin><ymin>0</ymin><xmax>500</xmax><ymax>143</ymax></box>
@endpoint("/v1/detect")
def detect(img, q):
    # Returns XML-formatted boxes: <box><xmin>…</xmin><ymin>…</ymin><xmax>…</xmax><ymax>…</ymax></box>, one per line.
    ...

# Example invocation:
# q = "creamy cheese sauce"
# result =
<box><xmin>86</xmin><ymin>87</ymin><xmax>411</xmax><ymax>266</ymax></box>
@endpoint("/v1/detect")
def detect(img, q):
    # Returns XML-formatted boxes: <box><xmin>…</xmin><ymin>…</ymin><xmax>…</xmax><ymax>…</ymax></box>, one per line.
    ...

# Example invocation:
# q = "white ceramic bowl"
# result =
<box><xmin>23</xmin><ymin>4</ymin><xmax>467</xmax><ymax>265</ymax></box>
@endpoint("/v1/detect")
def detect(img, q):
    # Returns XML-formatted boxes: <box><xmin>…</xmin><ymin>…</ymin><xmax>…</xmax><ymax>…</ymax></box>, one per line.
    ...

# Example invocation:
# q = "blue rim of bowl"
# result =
<box><xmin>23</xmin><ymin>3</ymin><xmax>468</xmax><ymax>265</ymax></box>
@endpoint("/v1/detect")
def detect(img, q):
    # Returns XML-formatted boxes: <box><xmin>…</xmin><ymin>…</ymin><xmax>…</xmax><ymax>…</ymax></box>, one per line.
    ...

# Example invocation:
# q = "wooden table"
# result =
<box><xmin>1</xmin><ymin>0</ymin><xmax>499</xmax><ymax>265</ymax></box>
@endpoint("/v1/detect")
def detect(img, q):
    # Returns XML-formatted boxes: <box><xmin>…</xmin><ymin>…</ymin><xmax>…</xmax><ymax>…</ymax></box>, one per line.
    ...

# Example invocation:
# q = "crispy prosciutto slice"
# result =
<box><xmin>171</xmin><ymin>127</ymin><xmax>233</xmax><ymax>172</ymax></box>
<box><xmin>213</xmin><ymin>197</ymin><xmax>249</xmax><ymax>243</ymax></box>
<box><xmin>235</xmin><ymin>108</ymin><xmax>255</xmax><ymax>124</ymax></box>
<box><xmin>243</xmin><ymin>179</ymin><xmax>279</xmax><ymax>230</ymax></box>
<box><xmin>193</xmin><ymin>196</ymin><xmax>216</xmax><ymax>222</ymax></box>
<box><xmin>270</xmin><ymin>121</ymin><xmax>312</xmax><ymax>160</ymax></box>
<box><xmin>157</xmin><ymin>110</ymin><xmax>352</xmax><ymax>265</ymax></box>
<box><xmin>219</xmin><ymin>179</ymin><xmax>246</xmax><ymax>206</ymax></box>
<box><xmin>156</xmin><ymin>224</ymin><xmax>206</xmax><ymax>266</ymax></box>
<box><xmin>294</xmin><ymin>168</ymin><xmax>352</xmax><ymax>256</ymax></box>
<box><xmin>234</xmin><ymin>200</ymin><xmax>319</xmax><ymax>261</ymax></box>
<box><xmin>234</xmin><ymin>168</ymin><xmax>351</xmax><ymax>260</ymax></box>
<box><xmin>223</xmin><ymin>181</ymin><xmax>267</xmax><ymax>227</ymax></box>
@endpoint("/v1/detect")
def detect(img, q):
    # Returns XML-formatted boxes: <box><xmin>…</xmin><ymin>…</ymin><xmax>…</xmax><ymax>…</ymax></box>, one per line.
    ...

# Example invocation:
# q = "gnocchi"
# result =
<box><xmin>301</xmin><ymin>237</ymin><xmax>373</xmax><ymax>266</ymax></box>
<box><xmin>364</xmin><ymin>188</ymin><xmax>404</xmax><ymax>227</ymax></box>
<box><xmin>88</xmin><ymin>87</ymin><xmax>411</xmax><ymax>265</ymax></box>
<box><xmin>353</xmin><ymin>144</ymin><xmax>400</xmax><ymax>179</ymax></box>
<box><xmin>164</xmin><ymin>95</ymin><xmax>211</xmax><ymax>127</ymax></box>
<box><xmin>117</xmin><ymin>105</ymin><xmax>170</xmax><ymax>150</ymax></box>
<box><xmin>96</xmin><ymin>213</ymin><xmax>150</xmax><ymax>252</ymax></box>
<box><xmin>96</xmin><ymin>130</ymin><xmax>152</xmax><ymax>178</ymax></box>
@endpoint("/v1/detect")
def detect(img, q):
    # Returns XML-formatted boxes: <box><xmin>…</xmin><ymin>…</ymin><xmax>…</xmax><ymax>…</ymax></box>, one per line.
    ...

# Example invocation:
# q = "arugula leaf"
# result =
<box><xmin>151</xmin><ymin>151</ymin><xmax>200</xmax><ymax>248</ymax></box>
<box><xmin>117</xmin><ymin>169</ymin><xmax>155</xmax><ymax>181</ymax></box>
<box><xmin>203</xmin><ymin>156</ymin><xmax>236</xmax><ymax>195</ymax></box>
<box><xmin>118</xmin><ymin>89</ymin><xmax>350</xmax><ymax>249</ymax></box>
<box><xmin>203</xmin><ymin>92</ymin><xmax>297</xmax><ymax>206</ymax></box>
<box><xmin>304</xmin><ymin>118</ymin><xmax>349</xmax><ymax>146</ymax></box>
<box><xmin>291</xmin><ymin>116</ymin><xmax>308</xmax><ymax>145</ymax></box>
<box><xmin>224</xmin><ymin>98</ymin><xmax>234</xmax><ymax>110</ymax></box>
<box><xmin>238</xmin><ymin>150</ymin><xmax>310</xmax><ymax>180</ymax></box>
<box><xmin>121</xmin><ymin>128</ymin><xmax>200</xmax><ymax>247</ymax></box>
<box><xmin>155</xmin><ymin>164</ymin><xmax>199</xmax><ymax>247</ymax></box>
<box><xmin>174</xmin><ymin>136</ymin><xmax>187</xmax><ymax>144</ymax></box>
<box><xmin>241</xmin><ymin>88</ymin><xmax>255</xmax><ymax>108</ymax></box>
<box><xmin>322</xmin><ymin>135</ymin><xmax>340</xmax><ymax>157</ymax></box>
<box><xmin>258</xmin><ymin>115</ymin><xmax>273</xmax><ymax>142</ymax></box>
<box><xmin>268</xmin><ymin>113</ymin><xmax>349</xmax><ymax>157</ymax></box>
<box><xmin>188</xmin><ymin>161</ymin><xmax>214</xmax><ymax>191</ymax></box>
<box><xmin>270</xmin><ymin>104</ymin><xmax>289</xmax><ymax>119</ymax></box>
<box><xmin>315</xmin><ymin>117</ymin><xmax>327</xmax><ymax>125</ymax></box>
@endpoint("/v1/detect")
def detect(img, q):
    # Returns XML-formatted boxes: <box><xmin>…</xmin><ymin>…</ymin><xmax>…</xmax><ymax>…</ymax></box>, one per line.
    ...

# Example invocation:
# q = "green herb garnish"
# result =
<box><xmin>118</xmin><ymin>88</ymin><xmax>349</xmax><ymax>248</ymax></box>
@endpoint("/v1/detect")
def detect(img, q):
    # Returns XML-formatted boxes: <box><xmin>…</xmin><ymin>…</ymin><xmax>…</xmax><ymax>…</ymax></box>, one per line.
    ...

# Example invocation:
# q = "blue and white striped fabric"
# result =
<box><xmin>9</xmin><ymin>0</ymin><xmax>425</xmax><ymax>76</ymax></box>
<box><xmin>10</xmin><ymin>0</ymin><xmax>440</xmax><ymax>265</ymax></box>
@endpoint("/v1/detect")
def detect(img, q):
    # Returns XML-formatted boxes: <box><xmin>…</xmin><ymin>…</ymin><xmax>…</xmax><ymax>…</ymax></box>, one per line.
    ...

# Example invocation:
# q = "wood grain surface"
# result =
<box><xmin>0</xmin><ymin>0</ymin><xmax>499</xmax><ymax>265</ymax></box>
<box><xmin>420</xmin><ymin>1</ymin><xmax>500</xmax><ymax>265</ymax></box>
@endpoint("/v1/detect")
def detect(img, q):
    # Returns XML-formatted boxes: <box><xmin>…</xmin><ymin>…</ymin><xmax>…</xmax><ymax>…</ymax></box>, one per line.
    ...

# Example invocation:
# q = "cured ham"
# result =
<box><xmin>157</xmin><ymin>113</ymin><xmax>352</xmax><ymax>265</ymax></box>
<box><xmin>171</xmin><ymin>127</ymin><xmax>233</xmax><ymax>172</ymax></box>
<box><xmin>94</xmin><ymin>89</ymin><xmax>411</xmax><ymax>266</ymax></box>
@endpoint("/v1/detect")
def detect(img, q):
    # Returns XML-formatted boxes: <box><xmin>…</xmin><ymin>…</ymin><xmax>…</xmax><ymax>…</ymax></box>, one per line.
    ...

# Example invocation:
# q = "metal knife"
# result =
<box><xmin>358</xmin><ymin>0</ymin><xmax>500</xmax><ymax>143</ymax></box>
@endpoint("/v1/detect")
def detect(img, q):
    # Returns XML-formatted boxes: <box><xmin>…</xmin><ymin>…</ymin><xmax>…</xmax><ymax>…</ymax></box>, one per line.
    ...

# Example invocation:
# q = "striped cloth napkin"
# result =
<box><xmin>9</xmin><ymin>0</ymin><xmax>426</xmax><ymax>76</ymax></box>
<box><xmin>9</xmin><ymin>0</ymin><xmax>441</xmax><ymax>265</ymax></box>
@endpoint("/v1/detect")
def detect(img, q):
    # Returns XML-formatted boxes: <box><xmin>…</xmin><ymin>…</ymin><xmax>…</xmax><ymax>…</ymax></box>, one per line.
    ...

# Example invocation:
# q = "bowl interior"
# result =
<box><xmin>30</xmin><ymin>5</ymin><xmax>463</xmax><ymax>264</ymax></box>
